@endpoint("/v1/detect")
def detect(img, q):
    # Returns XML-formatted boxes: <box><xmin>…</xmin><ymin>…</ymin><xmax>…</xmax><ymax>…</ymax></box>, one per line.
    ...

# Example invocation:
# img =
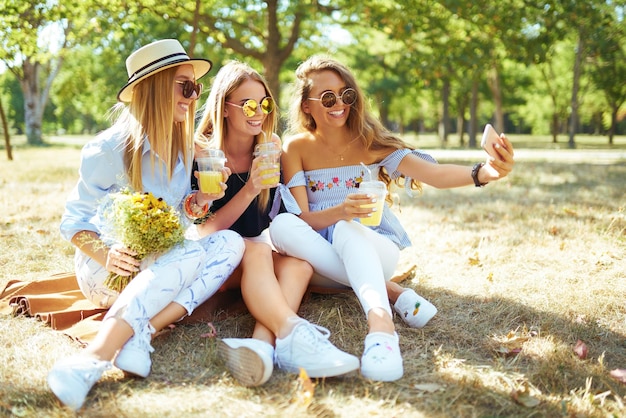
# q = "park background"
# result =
<box><xmin>0</xmin><ymin>0</ymin><xmax>625</xmax><ymax>151</ymax></box>
<box><xmin>1</xmin><ymin>1</ymin><xmax>625</xmax><ymax>417</ymax></box>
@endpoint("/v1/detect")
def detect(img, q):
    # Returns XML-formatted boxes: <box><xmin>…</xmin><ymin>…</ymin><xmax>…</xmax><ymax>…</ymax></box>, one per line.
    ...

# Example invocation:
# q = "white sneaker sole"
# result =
<box><xmin>361</xmin><ymin>365</ymin><xmax>403</xmax><ymax>381</ymax></box>
<box><xmin>278</xmin><ymin>357</ymin><xmax>360</xmax><ymax>378</ymax></box>
<box><xmin>217</xmin><ymin>340</ymin><xmax>271</xmax><ymax>386</ymax></box>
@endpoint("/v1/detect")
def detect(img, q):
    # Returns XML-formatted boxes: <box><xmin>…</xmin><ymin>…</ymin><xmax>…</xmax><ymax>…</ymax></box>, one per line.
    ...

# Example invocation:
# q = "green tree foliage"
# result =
<box><xmin>586</xmin><ymin>5</ymin><xmax>626</xmax><ymax>144</ymax></box>
<box><xmin>0</xmin><ymin>0</ymin><xmax>107</xmax><ymax>144</ymax></box>
<box><xmin>136</xmin><ymin>0</ymin><xmax>352</xmax><ymax>107</ymax></box>
<box><xmin>1</xmin><ymin>0</ymin><xmax>624</xmax><ymax>143</ymax></box>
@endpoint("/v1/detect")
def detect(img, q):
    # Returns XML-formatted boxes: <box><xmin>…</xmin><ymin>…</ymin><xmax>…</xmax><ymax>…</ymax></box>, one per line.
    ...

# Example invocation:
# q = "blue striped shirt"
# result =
<box><xmin>60</xmin><ymin>128</ymin><xmax>192</xmax><ymax>244</ymax></box>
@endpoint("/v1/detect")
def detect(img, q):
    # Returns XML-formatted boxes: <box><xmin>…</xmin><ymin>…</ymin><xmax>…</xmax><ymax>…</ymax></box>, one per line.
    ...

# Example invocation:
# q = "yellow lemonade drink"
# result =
<box><xmin>358</xmin><ymin>180</ymin><xmax>387</xmax><ymax>227</ymax></box>
<box><xmin>359</xmin><ymin>199</ymin><xmax>385</xmax><ymax>226</ymax></box>
<box><xmin>199</xmin><ymin>171</ymin><xmax>223</xmax><ymax>194</ymax></box>
<box><xmin>260</xmin><ymin>164</ymin><xmax>280</xmax><ymax>185</ymax></box>
<box><xmin>254</xmin><ymin>142</ymin><xmax>281</xmax><ymax>186</ymax></box>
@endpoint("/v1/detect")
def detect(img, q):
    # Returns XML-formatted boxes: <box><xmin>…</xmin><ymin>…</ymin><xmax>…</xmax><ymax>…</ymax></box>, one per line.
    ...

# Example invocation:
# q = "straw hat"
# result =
<box><xmin>117</xmin><ymin>39</ymin><xmax>212</xmax><ymax>102</ymax></box>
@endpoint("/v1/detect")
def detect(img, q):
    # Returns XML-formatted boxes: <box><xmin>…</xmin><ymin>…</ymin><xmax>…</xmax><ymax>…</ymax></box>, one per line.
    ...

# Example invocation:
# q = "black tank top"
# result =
<box><xmin>191</xmin><ymin>161</ymin><xmax>279</xmax><ymax>238</ymax></box>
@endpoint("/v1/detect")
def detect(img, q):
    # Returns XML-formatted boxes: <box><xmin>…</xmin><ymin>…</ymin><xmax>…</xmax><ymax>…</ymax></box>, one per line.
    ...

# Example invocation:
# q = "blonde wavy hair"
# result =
<box><xmin>196</xmin><ymin>60</ymin><xmax>278</xmax><ymax>211</ymax></box>
<box><xmin>288</xmin><ymin>55</ymin><xmax>422</xmax><ymax>198</ymax></box>
<box><xmin>109</xmin><ymin>67</ymin><xmax>196</xmax><ymax>192</ymax></box>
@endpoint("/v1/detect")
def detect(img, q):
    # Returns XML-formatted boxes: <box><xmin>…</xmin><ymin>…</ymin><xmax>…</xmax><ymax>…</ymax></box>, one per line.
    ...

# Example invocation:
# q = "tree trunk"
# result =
<box><xmin>469</xmin><ymin>77</ymin><xmax>479</xmax><ymax>148</ymax></box>
<box><xmin>568</xmin><ymin>32</ymin><xmax>584</xmax><ymax>149</ymax></box>
<box><xmin>488</xmin><ymin>63</ymin><xmax>504</xmax><ymax>133</ymax></box>
<box><xmin>189</xmin><ymin>0</ymin><xmax>201</xmax><ymax>54</ymax></box>
<box><xmin>609</xmin><ymin>105</ymin><xmax>617</xmax><ymax>145</ymax></box>
<box><xmin>22</xmin><ymin>60</ymin><xmax>45</xmax><ymax>145</ymax></box>
<box><xmin>19</xmin><ymin>52</ymin><xmax>63</xmax><ymax>146</ymax></box>
<box><xmin>0</xmin><ymin>99</ymin><xmax>12</xmax><ymax>161</ymax></box>
<box><xmin>438</xmin><ymin>78</ymin><xmax>450</xmax><ymax>144</ymax></box>
<box><xmin>378</xmin><ymin>92</ymin><xmax>390</xmax><ymax>129</ymax></box>
<box><xmin>262</xmin><ymin>0</ymin><xmax>283</xmax><ymax>106</ymax></box>
<box><xmin>456</xmin><ymin>113</ymin><xmax>465</xmax><ymax>146</ymax></box>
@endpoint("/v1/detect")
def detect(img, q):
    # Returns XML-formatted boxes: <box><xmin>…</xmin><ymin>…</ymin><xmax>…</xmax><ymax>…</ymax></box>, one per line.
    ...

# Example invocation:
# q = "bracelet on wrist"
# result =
<box><xmin>183</xmin><ymin>192</ymin><xmax>209</xmax><ymax>220</ymax></box>
<box><xmin>471</xmin><ymin>162</ymin><xmax>488</xmax><ymax>187</ymax></box>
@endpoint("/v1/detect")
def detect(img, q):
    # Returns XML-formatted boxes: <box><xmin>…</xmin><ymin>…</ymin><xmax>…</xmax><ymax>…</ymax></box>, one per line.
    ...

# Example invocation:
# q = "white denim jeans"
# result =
<box><xmin>269</xmin><ymin>213</ymin><xmax>399</xmax><ymax>318</ymax></box>
<box><xmin>75</xmin><ymin>230</ymin><xmax>244</xmax><ymax>335</ymax></box>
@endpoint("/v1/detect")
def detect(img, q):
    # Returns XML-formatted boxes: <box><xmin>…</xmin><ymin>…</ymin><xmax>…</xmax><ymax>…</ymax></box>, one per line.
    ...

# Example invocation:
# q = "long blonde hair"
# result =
<box><xmin>110</xmin><ymin>67</ymin><xmax>196</xmax><ymax>192</ymax></box>
<box><xmin>196</xmin><ymin>60</ymin><xmax>278</xmax><ymax>211</ymax></box>
<box><xmin>289</xmin><ymin>55</ymin><xmax>422</xmax><ymax>196</ymax></box>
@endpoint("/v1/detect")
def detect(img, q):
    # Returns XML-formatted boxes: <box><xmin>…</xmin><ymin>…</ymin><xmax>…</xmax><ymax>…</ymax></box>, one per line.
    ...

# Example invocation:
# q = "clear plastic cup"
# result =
<box><xmin>253</xmin><ymin>142</ymin><xmax>281</xmax><ymax>186</ymax></box>
<box><xmin>196</xmin><ymin>149</ymin><xmax>226</xmax><ymax>194</ymax></box>
<box><xmin>358</xmin><ymin>180</ymin><xmax>387</xmax><ymax>226</ymax></box>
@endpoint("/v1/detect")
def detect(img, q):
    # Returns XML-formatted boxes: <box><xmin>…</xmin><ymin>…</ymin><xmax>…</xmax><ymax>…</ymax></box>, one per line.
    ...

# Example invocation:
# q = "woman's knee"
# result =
<box><xmin>269</xmin><ymin>213</ymin><xmax>304</xmax><ymax>249</ymax></box>
<box><xmin>274</xmin><ymin>252</ymin><xmax>313</xmax><ymax>278</ymax></box>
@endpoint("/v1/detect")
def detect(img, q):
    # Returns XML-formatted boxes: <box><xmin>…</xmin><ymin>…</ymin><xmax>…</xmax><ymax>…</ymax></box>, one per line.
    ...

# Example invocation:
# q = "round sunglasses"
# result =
<box><xmin>225</xmin><ymin>97</ymin><xmax>275</xmax><ymax>117</ymax></box>
<box><xmin>308</xmin><ymin>88</ymin><xmax>357</xmax><ymax>108</ymax></box>
<box><xmin>175</xmin><ymin>80</ymin><xmax>203</xmax><ymax>98</ymax></box>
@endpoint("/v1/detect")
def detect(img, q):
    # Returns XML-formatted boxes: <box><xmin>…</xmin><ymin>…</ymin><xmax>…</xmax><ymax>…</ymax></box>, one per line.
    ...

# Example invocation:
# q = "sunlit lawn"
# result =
<box><xmin>1</xmin><ymin>134</ymin><xmax>624</xmax><ymax>417</ymax></box>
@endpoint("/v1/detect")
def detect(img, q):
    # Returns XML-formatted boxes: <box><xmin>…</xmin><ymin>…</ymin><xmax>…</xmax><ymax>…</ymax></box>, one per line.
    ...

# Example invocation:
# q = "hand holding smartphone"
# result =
<box><xmin>481</xmin><ymin>124</ymin><xmax>501</xmax><ymax>159</ymax></box>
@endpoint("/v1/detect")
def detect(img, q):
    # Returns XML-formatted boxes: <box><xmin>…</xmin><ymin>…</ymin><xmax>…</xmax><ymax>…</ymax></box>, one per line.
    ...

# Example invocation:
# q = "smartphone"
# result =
<box><xmin>481</xmin><ymin>124</ymin><xmax>501</xmax><ymax>158</ymax></box>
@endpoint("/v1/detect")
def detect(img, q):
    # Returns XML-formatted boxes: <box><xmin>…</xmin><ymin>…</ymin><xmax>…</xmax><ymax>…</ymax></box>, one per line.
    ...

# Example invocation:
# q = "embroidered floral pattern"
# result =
<box><xmin>307</xmin><ymin>171</ymin><xmax>366</xmax><ymax>192</ymax></box>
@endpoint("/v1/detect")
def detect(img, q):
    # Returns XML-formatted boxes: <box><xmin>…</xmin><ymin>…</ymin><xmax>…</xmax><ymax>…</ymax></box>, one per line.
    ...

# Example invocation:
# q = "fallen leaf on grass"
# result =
<box><xmin>563</xmin><ymin>208</ymin><xmax>577</xmax><ymax>216</ymax></box>
<box><xmin>413</xmin><ymin>383</ymin><xmax>445</xmax><ymax>392</ymax></box>
<box><xmin>199</xmin><ymin>322</ymin><xmax>217</xmax><ymax>338</ymax></box>
<box><xmin>511</xmin><ymin>381</ymin><xmax>541</xmax><ymax>408</ymax></box>
<box><xmin>609</xmin><ymin>369</ymin><xmax>626</xmax><ymax>384</ymax></box>
<box><xmin>390</xmin><ymin>264</ymin><xmax>416</xmax><ymax>283</ymax></box>
<box><xmin>154</xmin><ymin>323</ymin><xmax>176</xmax><ymax>338</ymax></box>
<box><xmin>491</xmin><ymin>328</ymin><xmax>531</xmax><ymax>357</ymax></box>
<box><xmin>293</xmin><ymin>368</ymin><xmax>315</xmax><ymax>407</ymax></box>
<box><xmin>573</xmin><ymin>339</ymin><xmax>588</xmax><ymax>359</ymax></box>
<box><xmin>468</xmin><ymin>253</ymin><xmax>481</xmax><ymax>266</ymax></box>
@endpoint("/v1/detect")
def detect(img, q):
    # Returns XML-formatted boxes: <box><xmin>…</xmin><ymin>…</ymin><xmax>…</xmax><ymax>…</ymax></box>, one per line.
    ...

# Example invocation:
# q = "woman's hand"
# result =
<box><xmin>194</xmin><ymin>166</ymin><xmax>231</xmax><ymax>204</ymax></box>
<box><xmin>339</xmin><ymin>192</ymin><xmax>377</xmax><ymax>221</ymax></box>
<box><xmin>482</xmin><ymin>134</ymin><xmax>515</xmax><ymax>182</ymax></box>
<box><xmin>106</xmin><ymin>244</ymin><xmax>140</xmax><ymax>276</ymax></box>
<box><xmin>248</xmin><ymin>154</ymin><xmax>280</xmax><ymax>192</ymax></box>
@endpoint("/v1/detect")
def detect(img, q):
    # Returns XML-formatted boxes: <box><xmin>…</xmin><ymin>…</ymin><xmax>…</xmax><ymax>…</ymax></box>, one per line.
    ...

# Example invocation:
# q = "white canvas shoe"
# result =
<box><xmin>393</xmin><ymin>289</ymin><xmax>437</xmax><ymax>328</ymax></box>
<box><xmin>360</xmin><ymin>332</ymin><xmax>403</xmax><ymax>381</ymax></box>
<box><xmin>274</xmin><ymin>319</ymin><xmax>360</xmax><ymax>378</ymax></box>
<box><xmin>47</xmin><ymin>355</ymin><xmax>111</xmax><ymax>411</ymax></box>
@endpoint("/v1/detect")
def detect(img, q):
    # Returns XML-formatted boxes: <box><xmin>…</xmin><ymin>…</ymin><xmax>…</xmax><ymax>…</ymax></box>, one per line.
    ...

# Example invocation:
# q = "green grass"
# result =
<box><xmin>1</xmin><ymin>136</ymin><xmax>625</xmax><ymax>417</ymax></box>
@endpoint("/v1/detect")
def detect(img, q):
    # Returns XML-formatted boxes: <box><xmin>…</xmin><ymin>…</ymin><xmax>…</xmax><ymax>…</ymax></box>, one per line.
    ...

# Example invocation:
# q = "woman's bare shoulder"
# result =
<box><xmin>283</xmin><ymin>132</ymin><xmax>316</xmax><ymax>151</ymax></box>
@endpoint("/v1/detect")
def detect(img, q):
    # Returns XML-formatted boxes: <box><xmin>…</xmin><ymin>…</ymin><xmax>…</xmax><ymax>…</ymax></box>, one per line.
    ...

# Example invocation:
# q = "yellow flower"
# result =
<box><xmin>102</xmin><ymin>189</ymin><xmax>185</xmax><ymax>292</ymax></box>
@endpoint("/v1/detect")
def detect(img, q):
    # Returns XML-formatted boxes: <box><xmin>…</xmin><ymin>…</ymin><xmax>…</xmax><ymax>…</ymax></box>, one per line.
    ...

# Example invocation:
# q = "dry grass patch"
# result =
<box><xmin>1</xmin><ymin>142</ymin><xmax>625</xmax><ymax>417</ymax></box>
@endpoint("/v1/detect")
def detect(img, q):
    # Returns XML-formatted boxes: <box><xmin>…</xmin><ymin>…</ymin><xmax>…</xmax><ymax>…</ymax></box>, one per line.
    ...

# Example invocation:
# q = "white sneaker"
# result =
<box><xmin>217</xmin><ymin>338</ymin><xmax>274</xmax><ymax>386</ymax></box>
<box><xmin>360</xmin><ymin>332</ymin><xmax>403</xmax><ymax>381</ymax></box>
<box><xmin>47</xmin><ymin>355</ymin><xmax>111</xmax><ymax>411</ymax></box>
<box><xmin>393</xmin><ymin>289</ymin><xmax>437</xmax><ymax>328</ymax></box>
<box><xmin>274</xmin><ymin>319</ymin><xmax>360</xmax><ymax>378</ymax></box>
<box><xmin>114</xmin><ymin>324</ymin><xmax>155</xmax><ymax>378</ymax></box>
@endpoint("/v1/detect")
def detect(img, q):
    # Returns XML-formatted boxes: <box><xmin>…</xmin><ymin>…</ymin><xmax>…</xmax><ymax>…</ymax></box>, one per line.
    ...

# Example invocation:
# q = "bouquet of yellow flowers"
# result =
<box><xmin>101</xmin><ymin>189</ymin><xmax>185</xmax><ymax>292</ymax></box>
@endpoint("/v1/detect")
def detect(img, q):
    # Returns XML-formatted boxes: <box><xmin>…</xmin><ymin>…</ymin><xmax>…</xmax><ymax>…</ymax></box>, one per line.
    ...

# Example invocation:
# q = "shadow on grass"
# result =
<box><xmin>297</xmin><ymin>288</ymin><xmax>626</xmax><ymax>417</ymax></box>
<box><xmin>3</xmin><ymin>287</ymin><xmax>623</xmax><ymax>417</ymax></box>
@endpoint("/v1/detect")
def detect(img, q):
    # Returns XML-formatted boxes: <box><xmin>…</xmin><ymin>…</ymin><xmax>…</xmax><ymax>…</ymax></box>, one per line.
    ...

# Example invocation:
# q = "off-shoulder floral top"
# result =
<box><xmin>271</xmin><ymin>148</ymin><xmax>436</xmax><ymax>250</ymax></box>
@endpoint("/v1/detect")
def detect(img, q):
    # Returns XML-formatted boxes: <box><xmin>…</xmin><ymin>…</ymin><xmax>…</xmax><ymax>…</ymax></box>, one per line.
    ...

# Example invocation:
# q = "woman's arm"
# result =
<box><xmin>397</xmin><ymin>135</ymin><xmax>515</xmax><ymax>189</ymax></box>
<box><xmin>71</xmin><ymin>230</ymin><xmax>139</xmax><ymax>277</ymax></box>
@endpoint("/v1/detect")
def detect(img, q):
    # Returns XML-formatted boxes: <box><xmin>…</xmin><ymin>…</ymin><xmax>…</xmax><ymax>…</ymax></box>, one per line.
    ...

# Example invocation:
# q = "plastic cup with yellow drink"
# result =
<box><xmin>253</xmin><ymin>142</ymin><xmax>281</xmax><ymax>186</ymax></box>
<box><xmin>196</xmin><ymin>149</ymin><xmax>226</xmax><ymax>194</ymax></box>
<box><xmin>358</xmin><ymin>180</ymin><xmax>387</xmax><ymax>226</ymax></box>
